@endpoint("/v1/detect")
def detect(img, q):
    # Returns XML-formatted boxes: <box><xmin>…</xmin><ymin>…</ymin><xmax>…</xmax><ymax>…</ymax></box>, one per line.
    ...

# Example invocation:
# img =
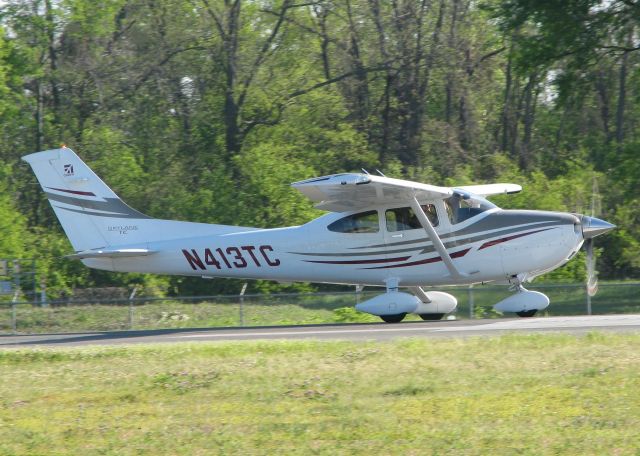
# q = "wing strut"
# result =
<box><xmin>410</xmin><ymin>196</ymin><xmax>465</xmax><ymax>279</ymax></box>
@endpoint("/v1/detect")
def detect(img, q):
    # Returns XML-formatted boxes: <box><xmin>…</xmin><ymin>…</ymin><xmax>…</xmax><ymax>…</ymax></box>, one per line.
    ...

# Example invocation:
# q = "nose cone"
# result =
<box><xmin>581</xmin><ymin>216</ymin><xmax>616</xmax><ymax>239</ymax></box>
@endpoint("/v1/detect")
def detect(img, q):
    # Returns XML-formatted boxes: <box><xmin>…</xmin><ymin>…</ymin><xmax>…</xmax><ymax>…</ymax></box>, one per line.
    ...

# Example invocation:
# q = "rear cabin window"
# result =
<box><xmin>328</xmin><ymin>211</ymin><xmax>379</xmax><ymax>233</ymax></box>
<box><xmin>385</xmin><ymin>205</ymin><xmax>439</xmax><ymax>231</ymax></box>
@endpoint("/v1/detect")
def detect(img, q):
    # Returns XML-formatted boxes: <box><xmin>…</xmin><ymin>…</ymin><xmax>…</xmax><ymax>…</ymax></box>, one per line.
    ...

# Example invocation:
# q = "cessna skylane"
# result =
<box><xmin>23</xmin><ymin>147</ymin><xmax>615</xmax><ymax>322</ymax></box>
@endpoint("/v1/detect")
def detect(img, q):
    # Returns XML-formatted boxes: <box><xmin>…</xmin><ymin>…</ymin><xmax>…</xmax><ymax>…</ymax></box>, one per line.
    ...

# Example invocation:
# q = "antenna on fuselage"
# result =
<box><xmin>361</xmin><ymin>168</ymin><xmax>370</xmax><ymax>175</ymax></box>
<box><xmin>375</xmin><ymin>169</ymin><xmax>386</xmax><ymax>177</ymax></box>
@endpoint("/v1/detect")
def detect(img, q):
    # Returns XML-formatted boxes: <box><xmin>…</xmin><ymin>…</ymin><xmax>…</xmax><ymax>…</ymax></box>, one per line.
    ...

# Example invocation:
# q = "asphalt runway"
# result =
<box><xmin>1</xmin><ymin>314</ymin><xmax>640</xmax><ymax>347</ymax></box>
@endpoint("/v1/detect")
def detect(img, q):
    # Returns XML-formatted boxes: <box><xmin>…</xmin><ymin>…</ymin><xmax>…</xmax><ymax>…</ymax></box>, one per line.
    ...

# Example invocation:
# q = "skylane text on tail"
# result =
<box><xmin>23</xmin><ymin>147</ymin><xmax>615</xmax><ymax>322</ymax></box>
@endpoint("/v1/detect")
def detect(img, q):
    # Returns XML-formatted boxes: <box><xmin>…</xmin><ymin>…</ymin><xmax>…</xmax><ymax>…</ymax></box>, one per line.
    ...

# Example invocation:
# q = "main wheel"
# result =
<box><xmin>419</xmin><ymin>313</ymin><xmax>445</xmax><ymax>321</ymax></box>
<box><xmin>516</xmin><ymin>309</ymin><xmax>538</xmax><ymax>318</ymax></box>
<box><xmin>380</xmin><ymin>313</ymin><xmax>407</xmax><ymax>323</ymax></box>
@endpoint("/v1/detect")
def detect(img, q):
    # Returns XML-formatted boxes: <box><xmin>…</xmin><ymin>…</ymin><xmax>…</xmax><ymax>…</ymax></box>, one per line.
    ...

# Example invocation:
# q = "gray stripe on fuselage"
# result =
<box><xmin>46</xmin><ymin>192</ymin><xmax>150</xmax><ymax>219</ymax></box>
<box><xmin>435</xmin><ymin>224</ymin><xmax>559</xmax><ymax>253</ymax></box>
<box><xmin>53</xmin><ymin>204</ymin><xmax>150</xmax><ymax>219</ymax></box>
<box><xmin>354</xmin><ymin>211</ymin><xmax>577</xmax><ymax>249</ymax></box>
<box><xmin>351</xmin><ymin>221</ymin><xmax>558</xmax><ymax>251</ymax></box>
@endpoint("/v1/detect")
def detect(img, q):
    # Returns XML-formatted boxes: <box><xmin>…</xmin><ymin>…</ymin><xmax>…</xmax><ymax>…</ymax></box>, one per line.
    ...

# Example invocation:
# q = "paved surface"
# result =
<box><xmin>1</xmin><ymin>314</ymin><xmax>640</xmax><ymax>347</ymax></box>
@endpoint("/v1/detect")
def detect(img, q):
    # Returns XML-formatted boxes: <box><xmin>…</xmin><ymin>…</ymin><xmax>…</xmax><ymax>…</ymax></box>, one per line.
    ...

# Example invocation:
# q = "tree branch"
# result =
<box><xmin>200</xmin><ymin>0</ymin><xmax>226</xmax><ymax>40</ymax></box>
<box><xmin>470</xmin><ymin>46</ymin><xmax>506</xmax><ymax>75</ymax></box>
<box><xmin>237</xmin><ymin>0</ymin><xmax>292</xmax><ymax>110</ymax></box>
<box><xmin>286</xmin><ymin>63</ymin><xmax>390</xmax><ymax>100</ymax></box>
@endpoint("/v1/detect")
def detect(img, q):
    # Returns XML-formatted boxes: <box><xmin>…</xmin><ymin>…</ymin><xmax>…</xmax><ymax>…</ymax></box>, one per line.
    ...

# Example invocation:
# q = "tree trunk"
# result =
<box><xmin>344</xmin><ymin>0</ymin><xmax>370</xmax><ymax>129</ymax></box>
<box><xmin>223</xmin><ymin>0</ymin><xmax>242</xmax><ymax>158</ymax></box>
<box><xmin>615</xmin><ymin>50</ymin><xmax>629</xmax><ymax>147</ymax></box>
<box><xmin>501</xmin><ymin>44</ymin><xmax>513</xmax><ymax>153</ymax></box>
<box><xmin>445</xmin><ymin>0</ymin><xmax>460</xmax><ymax>125</ymax></box>
<box><xmin>520</xmin><ymin>73</ymin><xmax>538</xmax><ymax>169</ymax></box>
<box><xmin>44</xmin><ymin>0</ymin><xmax>60</xmax><ymax>121</ymax></box>
<box><xmin>594</xmin><ymin>68</ymin><xmax>612</xmax><ymax>143</ymax></box>
<box><xmin>368</xmin><ymin>0</ymin><xmax>392</xmax><ymax>164</ymax></box>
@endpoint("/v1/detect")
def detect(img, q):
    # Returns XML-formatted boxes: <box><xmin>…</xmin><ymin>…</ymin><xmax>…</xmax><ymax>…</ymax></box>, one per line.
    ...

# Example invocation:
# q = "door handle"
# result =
<box><xmin>391</xmin><ymin>234</ymin><xmax>403</xmax><ymax>238</ymax></box>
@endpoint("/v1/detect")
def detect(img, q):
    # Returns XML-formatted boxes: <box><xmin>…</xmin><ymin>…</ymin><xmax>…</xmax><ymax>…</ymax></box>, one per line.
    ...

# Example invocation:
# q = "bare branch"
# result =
<box><xmin>470</xmin><ymin>46</ymin><xmax>506</xmax><ymax>75</ymax></box>
<box><xmin>261</xmin><ymin>8</ymin><xmax>348</xmax><ymax>52</ymax></box>
<box><xmin>237</xmin><ymin>0</ymin><xmax>292</xmax><ymax>109</ymax></box>
<box><xmin>286</xmin><ymin>63</ymin><xmax>390</xmax><ymax>100</ymax></box>
<box><xmin>598</xmin><ymin>44</ymin><xmax>640</xmax><ymax>53</ymax></box>
<box><xmin>200</xmin><ymin>0</ymin><xmax>226</xmax><ymax>39</ymax></box>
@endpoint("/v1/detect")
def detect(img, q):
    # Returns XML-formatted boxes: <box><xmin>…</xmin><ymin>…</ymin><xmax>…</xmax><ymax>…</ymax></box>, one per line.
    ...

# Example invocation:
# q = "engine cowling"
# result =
<box><xmin>493</xmin><ymin>290</ymin><xmax>550</xmax><ymax>313</ymax></box>
<box><xmin>355</xmin><ymin>291</ymin><xmax>420</xmax><ymax>316</ymax></box>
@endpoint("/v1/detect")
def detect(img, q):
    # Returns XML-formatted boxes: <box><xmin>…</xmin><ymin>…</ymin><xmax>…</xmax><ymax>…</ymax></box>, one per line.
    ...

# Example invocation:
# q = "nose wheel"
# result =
<box><xmin>516</xmin><ymin>309</ymin><xmax>538</xmax><ymax>318</ymax></box>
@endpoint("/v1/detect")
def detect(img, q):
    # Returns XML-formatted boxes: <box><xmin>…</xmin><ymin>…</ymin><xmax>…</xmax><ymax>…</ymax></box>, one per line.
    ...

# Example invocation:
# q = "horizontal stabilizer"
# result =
<box><xmin>66</xmin><ymin>248</ymin><xmax>157</xmax><ymax>260</ymax></box>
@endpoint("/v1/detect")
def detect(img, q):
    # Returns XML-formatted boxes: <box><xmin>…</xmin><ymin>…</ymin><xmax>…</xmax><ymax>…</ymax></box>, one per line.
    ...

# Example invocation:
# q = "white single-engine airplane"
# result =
<box><xmin>24</xmin><ymin>147</ymin><xmax>615</xmax><ymax>322</ymax></box>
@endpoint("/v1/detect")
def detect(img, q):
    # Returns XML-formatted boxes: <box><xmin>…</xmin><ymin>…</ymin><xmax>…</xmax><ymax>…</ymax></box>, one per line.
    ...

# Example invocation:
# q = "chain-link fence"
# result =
<box><xmin>1</xmin><ymin>282</ymin><xmax>639</xmax><ymax>334</ymax></box>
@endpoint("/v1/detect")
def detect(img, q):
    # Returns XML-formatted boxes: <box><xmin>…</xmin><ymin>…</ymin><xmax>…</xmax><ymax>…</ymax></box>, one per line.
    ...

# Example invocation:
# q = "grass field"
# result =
<box><xmin>1</xmin><ymin>333</ymin><xmax>640</xmax><ymax>455</ymax></box>
<box><xmin>1</xmin><ymin>283</ymin><xmax>639</xmax><ymax>334</ymax></box>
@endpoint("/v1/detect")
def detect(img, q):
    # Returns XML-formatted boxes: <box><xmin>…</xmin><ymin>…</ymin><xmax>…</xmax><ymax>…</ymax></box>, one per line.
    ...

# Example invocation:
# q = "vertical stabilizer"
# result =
<box><xmin>22</xmin><ymin>147</ymin><xmax>150</xmax><ymax>251</ymax></box>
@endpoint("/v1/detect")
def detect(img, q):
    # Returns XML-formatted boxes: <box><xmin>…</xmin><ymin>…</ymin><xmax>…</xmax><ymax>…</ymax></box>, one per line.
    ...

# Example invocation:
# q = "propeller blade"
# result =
<box><xmin>585</xmin><ymin>238</ymin><xmax>598</xmax><ymax>296</ymax></box>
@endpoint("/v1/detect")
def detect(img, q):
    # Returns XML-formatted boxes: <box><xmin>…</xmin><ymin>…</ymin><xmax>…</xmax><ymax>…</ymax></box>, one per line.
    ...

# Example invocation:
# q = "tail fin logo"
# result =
<box><xmin>63</xmin><ymin>164</ymin><xmax>74</xmax><ymax>176</ymax></box>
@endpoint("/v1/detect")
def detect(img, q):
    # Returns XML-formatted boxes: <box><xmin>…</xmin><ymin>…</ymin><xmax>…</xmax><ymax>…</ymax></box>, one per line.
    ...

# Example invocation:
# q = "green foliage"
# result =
<box><xmin>488</xmin><ymin>155</ymin><xmax>596</xmax><ymax>214</ymax></box>
<box><xmin>234</xmin><ymin>142</ymin><xmax>318</xmax><ymax>228</ymax></box>
<box><xmin>0</xmin><ymin>0</ymin><xmax>636</xmax><ymax>297</ymax></box>
<box><xmin>0</xmin><ymin>165</ymin><xmax>30</xmax><ymax>260</ymax></box>
<box><xmin>333</xmin><ymin>306</ymin><xmax>378</xmax><ymax>323</ymax></box>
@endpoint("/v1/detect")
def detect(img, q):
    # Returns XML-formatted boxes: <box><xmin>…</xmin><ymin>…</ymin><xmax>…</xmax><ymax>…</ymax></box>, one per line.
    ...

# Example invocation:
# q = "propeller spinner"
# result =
<box><xmin>581</xmin><ymin>216</ymin><xmax>616</xmax><ymax>239</ymax></box>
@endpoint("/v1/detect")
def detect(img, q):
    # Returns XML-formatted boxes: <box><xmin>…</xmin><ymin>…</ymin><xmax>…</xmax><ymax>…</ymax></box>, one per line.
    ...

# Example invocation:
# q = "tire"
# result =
<box><xmin>419</xmin><ymin>313</ymin><xmax>445</xmax><ymax>321</ymax></box>
<box><xmin>516</xmin><ymin>309</ymin><xmax>538</xmax><ymax>318</ymax></box>
<box><xmin>380</xmin><ymin>313</ymin><xmax>407</xmax><ymax>323</ymax></box>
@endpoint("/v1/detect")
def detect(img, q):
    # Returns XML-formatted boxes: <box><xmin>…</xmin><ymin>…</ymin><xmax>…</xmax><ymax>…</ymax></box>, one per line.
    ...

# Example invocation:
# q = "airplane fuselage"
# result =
<box><xmin>83</xmin><ymin>207</ymin><xmax>582</xmax><ymax>287</ymax></box>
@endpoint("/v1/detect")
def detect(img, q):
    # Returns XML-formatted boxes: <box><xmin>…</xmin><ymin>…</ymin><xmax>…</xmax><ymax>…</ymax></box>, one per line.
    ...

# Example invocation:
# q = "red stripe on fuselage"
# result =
<box><xmin>304</xmin><ymin>255</ymin><xmax>411</xmax><ymax>265</ymax></box>
<box><xmin>478</xmin><ymin>228</ymin><xmax>553</xmax><ymax>250</ymax></box>
<box><xmin>364</xmin><ymin>248</ymin><xmax>471</xmax><ymax>269</ymax></box>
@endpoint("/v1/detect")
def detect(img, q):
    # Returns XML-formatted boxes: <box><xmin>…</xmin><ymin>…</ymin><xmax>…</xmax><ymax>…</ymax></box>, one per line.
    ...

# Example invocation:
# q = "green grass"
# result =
<box><xmin>0</xmin><ymin>295</ymin><xmax>416</xmax><ymax>334</ymax></box>
<box><xmin>1</xmin><ymin>283</ymin><xmax>639</xmax><ymax>334</ymax></box>
<box><xmin>1</xmin><ymin>333</ymin><xmax>640</xmax><ymax>454</ymax></box>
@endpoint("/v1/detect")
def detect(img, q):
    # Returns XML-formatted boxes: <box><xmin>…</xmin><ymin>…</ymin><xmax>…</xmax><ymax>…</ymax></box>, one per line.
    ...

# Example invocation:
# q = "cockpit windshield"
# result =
<box><xmin>444</xmin><ymin>196</ymin><xmax>496</xmax><ymax>225</ymax></box>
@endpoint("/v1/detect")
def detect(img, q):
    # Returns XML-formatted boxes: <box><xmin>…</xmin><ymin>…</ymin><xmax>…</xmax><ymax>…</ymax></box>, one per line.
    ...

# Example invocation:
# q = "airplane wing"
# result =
<box><xmin>291</xmin><ymin>174</ymin><xmax>453</xmax><ymax>212</ymax></box>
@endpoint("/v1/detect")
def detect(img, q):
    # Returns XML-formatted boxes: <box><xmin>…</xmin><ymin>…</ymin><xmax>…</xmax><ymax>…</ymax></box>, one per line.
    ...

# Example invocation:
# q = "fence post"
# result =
<box><xmin>239</xmin><ymin>283</ymin><xmax>248</xmax><ymax>327</ymax></box>
<box><xmin>468</xmin><ymin>284</ymin><xmax>474</xmax><ymax>319</ymax></box>
<box><xmin>40</xmin><ymin>278</ymin><xmax>48</xmax><ymax>308</ymax></box>
<box><xmin>128</xmin><ymin>286</ymin><xmax>138</xmax><ymax>330</ymax></box>
<box><xmin>355</xmin><ymin>285</ymin><xmax>363</xmax><ymax>305</ymax></box>
<box><xmin>11</xmin><ymin>290</ymin><xmax>18</xmax><ymax>334</ymax></box>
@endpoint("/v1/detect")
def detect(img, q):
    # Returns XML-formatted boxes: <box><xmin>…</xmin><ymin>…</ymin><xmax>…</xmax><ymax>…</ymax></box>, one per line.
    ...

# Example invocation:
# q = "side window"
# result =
<box><xmin>445</xmin><ymin>197</ymin><xmax>483</xmax><ymax>224</ymax></box>
<box><xmin>385</xmin><ymin>205</ymin><xmax>438</xmax><ymax>232</ymax></box>
<box><xmin>328</xmin><ymin>210</ymin><xmax>379</xmax><ymax>233</ymax></box>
